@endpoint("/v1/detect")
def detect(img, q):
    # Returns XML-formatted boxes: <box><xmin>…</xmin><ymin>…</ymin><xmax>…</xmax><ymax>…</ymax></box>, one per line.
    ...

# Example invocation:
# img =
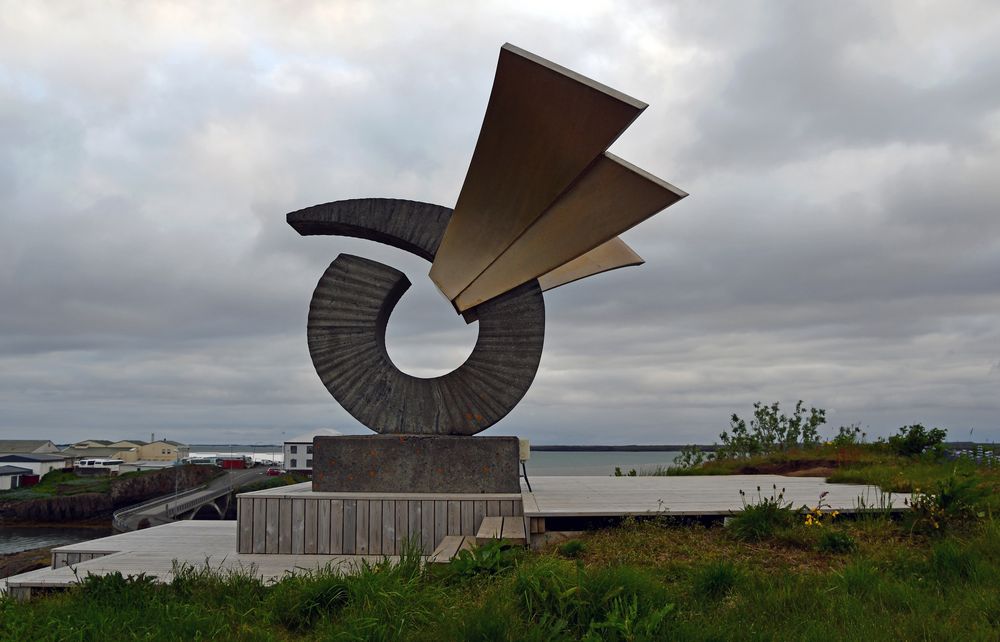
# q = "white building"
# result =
<box><xmin>0</xmin><ymin>465</ymin><xmax>32</xmax><ymax>490</ymax></box>
<box><xmin>283</xmin><ymin>428</ymin><xmax>341</xmax><ymax>473</ymax></box>
<box><xmin>0</xmin><ymin>453</ymin><xmax>71</xmax><ymax>477</ymax></box>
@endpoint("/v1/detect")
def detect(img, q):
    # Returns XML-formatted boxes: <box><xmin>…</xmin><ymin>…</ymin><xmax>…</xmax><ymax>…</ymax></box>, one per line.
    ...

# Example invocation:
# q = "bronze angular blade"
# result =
<box><xmin>537</xmin><ymin>237</ymin><xmax>644</xmax><ymax>292</ymax></box>
<box><xmin>453</xmin><ymin>152</ymin><xmax>687</xmax><ymax>311</ymax></box>
<box><xmin>429</xmin><ymin>43</ymin><xmax>646</xmax><ymax>301</ymax></box>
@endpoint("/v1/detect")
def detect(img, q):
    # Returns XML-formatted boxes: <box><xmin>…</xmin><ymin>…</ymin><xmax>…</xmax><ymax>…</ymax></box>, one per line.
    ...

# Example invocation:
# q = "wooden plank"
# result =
<box><xmin>317</xmin><ymin>500</ymin><xmax>331</xmax><ymax>554</ymax></box>
<box><xmin>521</xmin><ymin>491</ymin><xmax>540</xmax><ymax>515</ymax></box>
<box><xmin>304</xmin><ymin>499</ymin><xmax>317</xmax><ymax>554</ymax></box>
<box><xmin>395</xmin><ymin>499</ymin><xmax>408</xmax><ymax>553</ymax></box>
<box><xmin>421</xmin><ymin>500</ymin><xmax>435</xmax><ymax>555</ymax></box>
<box><xmin>487</xmin><ymin>500</ymin><xmax>500</xmax><ymax>516</ymax></box>
<box><xmin>408</xmin><ymin>501</ymin><xmax>422</xmax><ymax>553</ymax></box>
<box><xmin>382</xmin><ymin>500</ymin><xmax>396</xmax><ymax>556</ymax></box>
<box><xmin>434</xmin><ymin>500</ymin><xmax>448</xmax><ymax>546</ymax></box>
<box><xmin>428</xmin><ymin>535</ymin><xmax>464</xmax><ymax>563</ymax></box>
<box><xmin>461</xmin><ymin>500</ymin><xmax>474</xmax><ymax>535</ymax></box>
<box><xmin>278</xmin><ymin>497</ymin><xmax>292</xmax><ymax>554</ymax></box>
<box><xmin>238</xmin><ymin>498</ymin><xmax>252</xmax><ymax>553</ymax></box>
<box><xmin>500</xmin><ymin>500</ymin><xmax>514</xmax><ymax>517</ymax></box>
<box><xmin>473</xmin><ymin>500</ymin><xmax>487</xmax><ymax>532</ymax></box>
<box><xmin>369</xmin><ymin>500</ymin><xmax>383</xmax><ymax>557</ymax></box>
<box><xmin>342</xmin><ymin>499</ymin><xmax>356</xmax><ymax>554</ymax></box>
<box><xmin>291</xmin><ymin>499</ymin><xmax>305</xmax><ymax>555</ymax></box>
<box><xmin>513</xmin><ymin>499</ymin><xmax>523</xmax><ymax>516</ymax></box>
<box><xmin>355</xmin><ymin>500</ymin><xmax>369</xmax><ymax>555</ymax></box>
<box><xmin>500</xmin><ymin>516</ymin><xmax>527</xmax><ymax>545</ymax></box>
<box><xmin>252</xmin><ymin>498</ymin><xmax>266</xmax><ymax>554</ymax></box>
<box><xmin>476</xmin><ymin>516</ymin><xmax>503</xmax><ymax>545</ymax></box>
<box><xmin>329</xmin><ymin>499</ymin><xmax>343</xmax><ymax>554</ymax></box>
<box><xmin>265</xmin><ymin>498</ymin><xmax>279</xmax><ymax>554</ymax></box>
<box><xmin>447</xmin><ymin>500</ymin><xmax>461</xmax><ymax>536</ymax></box>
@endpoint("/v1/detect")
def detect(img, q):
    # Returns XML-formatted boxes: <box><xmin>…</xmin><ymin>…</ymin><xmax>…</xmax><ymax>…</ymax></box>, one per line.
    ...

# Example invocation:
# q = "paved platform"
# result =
<box><xmin>522</xmin><ymin>474</ymin><xmax>895</xmax><ymax>516</ymax></box>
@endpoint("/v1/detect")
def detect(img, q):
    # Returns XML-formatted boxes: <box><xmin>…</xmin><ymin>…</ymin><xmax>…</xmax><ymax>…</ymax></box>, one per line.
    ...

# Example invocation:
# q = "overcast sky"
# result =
<box><xmin>2</xmin><ymin>1</ymin><xmax>998</xmax><ymax>446</ymax></box>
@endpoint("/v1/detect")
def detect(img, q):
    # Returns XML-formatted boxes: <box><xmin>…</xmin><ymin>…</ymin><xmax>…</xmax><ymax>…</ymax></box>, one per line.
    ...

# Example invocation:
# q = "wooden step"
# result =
<box><xmin>475</xmin><ymin>516</ymin><xmax>526</xmax><ymax>546</ymax></box>
<box><xmin>428</xmin><ymin>535</ymin><xmax>474</xmax><ymax>563</ymax></box>
<box><xmin>500</xmin><ymin>516</ymin><xmax>526</xmax><ymax>545</ymax></box>
<box><xmin>475</xmin><ymin>516</ymin><xmax>504</xmax><ymax>545</ymax></box>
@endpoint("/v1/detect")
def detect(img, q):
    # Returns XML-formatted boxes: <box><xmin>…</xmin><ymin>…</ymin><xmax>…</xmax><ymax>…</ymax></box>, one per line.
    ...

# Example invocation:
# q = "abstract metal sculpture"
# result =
<box><xmin>289</xmin><ymin>44</ymin><xmax>686</xmax><ymax>437</ymax></box>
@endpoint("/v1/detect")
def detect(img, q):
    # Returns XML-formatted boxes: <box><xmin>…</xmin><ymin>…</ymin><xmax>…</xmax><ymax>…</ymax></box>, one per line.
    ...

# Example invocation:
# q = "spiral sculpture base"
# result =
<box><xmin>312</xmin><ymin>435</ymin><xmax>520</xmax><ymax>494</ymax></box>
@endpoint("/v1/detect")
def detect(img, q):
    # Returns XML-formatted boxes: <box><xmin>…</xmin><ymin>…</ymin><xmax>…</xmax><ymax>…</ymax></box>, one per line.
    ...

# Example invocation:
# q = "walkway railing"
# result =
<box><xmin>112</xmin><ymin>486</ymin><xmax>206</xmax><ymax>531</ymax></box>
<box><xmin>163</xmin><ymin>483</ymin><xmax>233</xmax><ymax>519</ymax></box>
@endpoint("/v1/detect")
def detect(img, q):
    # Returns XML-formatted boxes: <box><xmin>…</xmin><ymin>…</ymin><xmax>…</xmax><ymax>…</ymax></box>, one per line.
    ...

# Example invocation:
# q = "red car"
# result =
<box><xmin>265</xmin><ymin>467</ymin><xmax>284</xmax><ymax>476</ymax></box>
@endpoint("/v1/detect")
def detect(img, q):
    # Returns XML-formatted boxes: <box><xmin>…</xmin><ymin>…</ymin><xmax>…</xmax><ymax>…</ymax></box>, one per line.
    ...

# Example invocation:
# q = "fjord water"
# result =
<box><xmin>0</xmin><ymin>526</ymin><xmax>111</xmax><ymax>555</ymax></box>
<box><xmin>190</xmin><ymin>445</ymin><xmax>683</xmax><ymax>476</ymax></box>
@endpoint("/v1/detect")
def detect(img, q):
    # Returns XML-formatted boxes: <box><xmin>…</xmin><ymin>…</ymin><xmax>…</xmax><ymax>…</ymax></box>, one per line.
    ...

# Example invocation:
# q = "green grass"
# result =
<box><xmin>0</xmin><ymin>470</ymin><xmax>113</xmax><ymax>500</ymax></box>
<box><xmin>237</xmin><ymin>472</ymin><xmax>310</xmax><ymax>494</ymax></box>
<box><xmin>3</xmin><ymin>516</ymin><xmax>999</xmax><ymax>640</ymax></box>
<box><xmin>3</xmin><ymin>451</ymin><xmax>999</xmax><ymax>640</ymax></box>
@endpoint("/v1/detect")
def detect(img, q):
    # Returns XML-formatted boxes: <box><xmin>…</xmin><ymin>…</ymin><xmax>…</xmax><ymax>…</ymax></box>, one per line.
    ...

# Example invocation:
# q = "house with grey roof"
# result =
<box><xmin>0</xmin><ymin>439</ymin><xmax>60</xmax><ymax>456</ymax></box>
<box><xmin>0</xmin><ymin>465</ymin><xmax>33</xmax><ymax>490</ymax></box>
<box><xmin>0</xmin><ymin>453</ymin><xmax>70</xmax><ymax>476</ymax></box>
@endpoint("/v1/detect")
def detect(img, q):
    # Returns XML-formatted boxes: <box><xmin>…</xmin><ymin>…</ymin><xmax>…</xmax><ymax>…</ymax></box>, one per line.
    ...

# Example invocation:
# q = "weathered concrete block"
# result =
<box><xmin>312</xmin><ymin>435</ymin><xmax>520</xmax><ymax>494</ymax></box>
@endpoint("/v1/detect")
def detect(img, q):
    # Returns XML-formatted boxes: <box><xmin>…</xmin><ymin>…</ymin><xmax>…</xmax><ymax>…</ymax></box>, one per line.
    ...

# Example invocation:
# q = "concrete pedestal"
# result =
<box><xmin>312</xmin><ymin>435</ymin><xmax>520</xmax><ymax>494</ymax></box>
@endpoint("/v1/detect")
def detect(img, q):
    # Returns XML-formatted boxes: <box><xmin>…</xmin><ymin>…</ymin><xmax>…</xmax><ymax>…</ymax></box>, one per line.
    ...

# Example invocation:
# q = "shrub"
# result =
<box><xmin>447</xmin><ymin>538</ymin><xmax>521</xmax><ymax>579</ymax></box>
<box><xmin>887</xmin><ymin>424</ymin><xmax>947</xmax><ymax>458</ymax></box>
<box><xmin>672</xmin><ymin>445</ymin><xmax>708</xmax><ymax>470</ymax></box>
<box><xmin>717</xmin><ymin>401</ymin><xmax>826</xmax><ymax>459</ymax></box>
<box><xmin>831</xmin><ymin>423</ymin><xmax>866</xmax><ymax>447</ymax></box>
<box><xmin>514</xmin><ymin>559</ymin><xmax>674</xmax><ymax>640</ymax></box>
<box><xmin>266</xmin><ymin>571</ymin><xmax>349</xmax><ymax>631</ymax></box>
<box><xmin>928</xmin><ymin>540</ymin><xmax>982</xmax><ymax>584</ymax></box>
<box><xmin>905</xmin><ymin>474</ymin><xmax>988</xmax><ymax>534</ymax></box>
<box><xmin>558</xmin><ymin>539</ymin><xmax>586</xmax><ymax>559</ymax></box>
<box><xmin>833</xmin><ymin>559</ymin><xmax>881</xmax><ymax>596</ymax></box>
<box><xmin>818</xmin><ymin>530</ymin><xmax>857</xmax><ymax>554</ymax></box>
<box><xmin>76</xmin><ymin>572</ymin><xmax>159</xmax><ymax>607</ymax></box>
<box><xmin>692</xmin><ymin>560</ymin><xmax>741</xmax><ymax>599</ymax></box>
<box><xmin>727</xmin><ymin>485</ymin><xmax>797</xmax><ymax>541</ymax></box>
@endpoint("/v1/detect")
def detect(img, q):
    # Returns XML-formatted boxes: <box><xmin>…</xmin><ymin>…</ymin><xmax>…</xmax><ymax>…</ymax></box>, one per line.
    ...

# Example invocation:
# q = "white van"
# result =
<box><xmin>76</xmin><ymin>458</ymin><xmax>124</xmax><ymax>473</ymax></box>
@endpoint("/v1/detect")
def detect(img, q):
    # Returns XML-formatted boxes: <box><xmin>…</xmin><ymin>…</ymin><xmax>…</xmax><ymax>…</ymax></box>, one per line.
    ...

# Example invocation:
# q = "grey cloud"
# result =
<box><xmin>1</xmin><ymin>1</ymin><xmax>998</xmax><ymax>445</ymax></box>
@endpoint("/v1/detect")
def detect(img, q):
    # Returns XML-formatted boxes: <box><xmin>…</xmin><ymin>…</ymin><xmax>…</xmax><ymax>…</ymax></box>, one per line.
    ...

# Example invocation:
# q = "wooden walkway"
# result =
<box><xmin>522</xmin><ymin>475</ymin><xmax>895</xmax><ymax>516</ymax></box>
<box><xmin>1</xmin><ymin>521</ymin><xmax>394</xmax><ymax>600</ymax></box>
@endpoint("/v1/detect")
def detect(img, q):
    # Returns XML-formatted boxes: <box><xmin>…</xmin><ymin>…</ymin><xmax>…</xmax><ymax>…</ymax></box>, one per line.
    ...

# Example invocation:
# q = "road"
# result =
<box><xmin>118</xmin><ymin>467</ymin><xmax>267</xmax><ymax>531</ymax></box>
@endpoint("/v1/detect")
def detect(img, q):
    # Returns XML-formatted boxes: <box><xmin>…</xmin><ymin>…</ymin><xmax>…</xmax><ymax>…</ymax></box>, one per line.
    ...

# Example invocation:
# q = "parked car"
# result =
<box><xmin>265</xmin><ymin>467</ymin><xmax>284</xmax><ymax>476</ymax></box>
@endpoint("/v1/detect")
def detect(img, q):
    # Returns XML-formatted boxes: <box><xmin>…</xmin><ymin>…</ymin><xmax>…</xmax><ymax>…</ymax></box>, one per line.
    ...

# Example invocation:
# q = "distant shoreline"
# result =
<box><xmin>175</xmin><ymin>442</ymin><xmax>994</xmax><ymax>453</ymax></box>
<box><xmin>529</xmin><ymin>445</ymin><xmax>714</xmax><ymax>452</ymax></box>
<box><xmin>179</xmin><ymin>443</ymin><xmax>712</xmax><ymax>453</ymax></box>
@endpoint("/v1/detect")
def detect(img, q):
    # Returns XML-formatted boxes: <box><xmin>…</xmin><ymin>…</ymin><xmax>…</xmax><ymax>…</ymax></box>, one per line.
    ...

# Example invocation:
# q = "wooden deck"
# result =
<box><xmin>523</xmin><ymin>475</ymin><xmax>895</xmax><ymax>516</ymax></box>
<box><xmin>1</xmin><ymin>521</ymin><xmax>393</xmax><ymax>599</ymax></box>
<box><xmin>1</xmin><ymin>475</ymin><xmax>896</xmax><ymax>598</ymax></box>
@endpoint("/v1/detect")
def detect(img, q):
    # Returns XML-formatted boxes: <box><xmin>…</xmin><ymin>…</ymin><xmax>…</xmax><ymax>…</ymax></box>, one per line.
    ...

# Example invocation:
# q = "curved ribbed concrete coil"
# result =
<box><xmin>289</xmin><ymin>198</ymin><xmax>545</xmax><ymax>436</ymax></box>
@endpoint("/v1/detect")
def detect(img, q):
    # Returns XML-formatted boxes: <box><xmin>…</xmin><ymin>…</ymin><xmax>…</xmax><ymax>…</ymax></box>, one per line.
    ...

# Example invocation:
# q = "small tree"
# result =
<box><xmin>831</xmin><ymin>423</ymin><xmax>866</xmax><ymax>447</ymax></box>
<box><xmin>717</xmin><ymin>401</ymin><xmax>826</xmax><ymax>459</ymax></box>
<box><xmin>887</xmin><ymin>424</ymin><xmax>947</xmax><ymax>458</ymax></box>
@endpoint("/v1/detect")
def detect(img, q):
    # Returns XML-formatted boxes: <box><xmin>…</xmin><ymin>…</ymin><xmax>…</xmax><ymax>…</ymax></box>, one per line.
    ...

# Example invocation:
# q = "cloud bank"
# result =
<box><xmin>1</xmin><ymin>1</ymin><xmax>998</xmax><ymax>444</ymax></box>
